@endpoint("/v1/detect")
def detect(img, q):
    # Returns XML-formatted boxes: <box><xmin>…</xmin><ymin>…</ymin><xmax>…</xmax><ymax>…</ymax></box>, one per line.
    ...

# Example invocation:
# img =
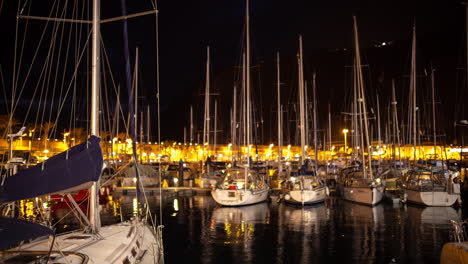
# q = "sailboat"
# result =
<box><xmin>211</xmin><ymin>0</ymin><xmax>269</xmax><ymax>206</ymax></box>
<box><xmin>400</xmin><ymin>24</ymin><xmax>460</xmax><ymax>207</ymax></box>
<box><xmin>0</xmin><ymin>1</ymin><xmax>164</xmax><ymax>263</ymax></box>
<box><xmin>282</xmin><ymin>36</ymin><xmax>327</xmax><ymax>206</ymax></box>
<box><xmin>336</xmin><ymin>16</ymin><xmax>384</xmax><ymax>206</ymax></box>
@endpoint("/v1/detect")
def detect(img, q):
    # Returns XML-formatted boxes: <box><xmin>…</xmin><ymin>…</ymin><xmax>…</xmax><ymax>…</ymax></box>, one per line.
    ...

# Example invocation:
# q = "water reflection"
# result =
<box><xmin>43</xmin><ymin>193</ymin><xmax>464</xmax><ymax>264</ymax></box>
<box><xmin>277</xmin><ymin>203</ymin><xmax>328</xmax><ymax>263</ymax></box>
<box><xmin>209</xmin><ymin>203</ymin><xmax>270</xmax><ymax>263</ymax></box>
<box><xmin>404</xmin><ymin>205</ymin><xmax>461</xmax><ymax>263</ymax></box>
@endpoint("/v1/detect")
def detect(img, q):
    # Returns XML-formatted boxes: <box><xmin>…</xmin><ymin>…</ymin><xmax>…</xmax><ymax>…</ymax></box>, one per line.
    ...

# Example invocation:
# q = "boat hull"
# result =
<box><xmin>211</xmin><ymin>188</ymin><xmax>269</xmax><ymax>206</ymax></box>
<box><xmin>5</xmin><ymin>219</ymin><xmax>163</xmax><ymax>264</ymax></box>
<box><xmin>284</xmin><ymin>187</ymin><xmax>327</xmax><ymax>205</ymax></box>
<box><xmin>339</xmin><ymin>186</ymin><xmax>384</xmax><ymax>206</ymax></box>
<box><xmin>404</xmin><ymin>188</ymin><xmax>460</xmax><ymax>206</ymax></box>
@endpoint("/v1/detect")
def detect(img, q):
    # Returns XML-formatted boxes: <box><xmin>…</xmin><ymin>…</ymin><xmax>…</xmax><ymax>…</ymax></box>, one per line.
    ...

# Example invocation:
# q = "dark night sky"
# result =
<box><xmin>0</xmin><ymin>0</ymin><xmax>466</xmax><ymax>144</ymax></box>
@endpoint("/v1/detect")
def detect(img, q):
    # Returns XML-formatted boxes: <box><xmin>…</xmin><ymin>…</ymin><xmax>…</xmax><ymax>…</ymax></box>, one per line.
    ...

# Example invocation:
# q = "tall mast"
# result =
<box><xmin>214</xmin><ymin>99</ymin><xmax>217</xmax><ymax>155</ymax></box>
<box><xmin>90</xmin><ymin>0</ymin><xmax>101</xmax><ymax>233</ymax></box>
<box><xmin>246</xmin><ymin>0</ymin><xmax>251</xmax><ymax>155</ymax></box>
<box><xmin>276</xmin><ymin>52</ymin><xmax>283</xmax><ymax>177</ymax></box>
<box><xmin>312</xmin><ymin>72</ymin><xmax>319</xmax><ymax>170</ymax></box>
<box><xmin>147</xmin><ymin>105</ymin><xmax>150</xmax><ymax>143</ymax></box>
<box><xmin>204</xmin><ymin>46</ymin><xmax>210</xmax><ymax>147</ymax></box>
<box><xmin>298</xmin><ymin>35</ymin><xmax>306</xmax><ymax>163</ymax></box>
<box><xmin>305</xmin><ymin>81</ymin><xmax>309</xmax><ymax>147</ymax></box>
<box><xmin>190</xmin><ymin>105</ymin><xmax>193</xmax><ymax>143</ymax></box>
<box><xmin>410</xmin><ymin>23</ymin><xmax>417</xmax><ymax>163</ymax></box>
<box><xmin>377</xmin><ymin>93</ymin><xmax>381</xmax><ymax>165</ymax></box>
<box><xmin>232</xmin><ymin>85</ymin><xmax>237</xmax><ymax>154</ymax></box>
<box><xmin>431</xmin><ymin>68</ymin><xmax>437</xmax><ymax>153</ymax></box>
<box><xmin>328</xmin><ymin>103</ymin><xmax>332</xmax><ymax>156</ymax></box>
<box><xmin>391</xmin><ymin>79</ymin><xmax>402</xmax><ymax>163</ymax></box>
<box><xmin>353</xmin><ymin>16</ymin><xmax>373</xmax><ymax>179</ymax></box>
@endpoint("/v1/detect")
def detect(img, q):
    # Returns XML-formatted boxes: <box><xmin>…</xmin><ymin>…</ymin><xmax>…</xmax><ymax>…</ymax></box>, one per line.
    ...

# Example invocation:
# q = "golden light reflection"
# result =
<box><xmin>132</xmin><ymin>197</ymin><xmax>138</xmax><ymax>216</ymax></box>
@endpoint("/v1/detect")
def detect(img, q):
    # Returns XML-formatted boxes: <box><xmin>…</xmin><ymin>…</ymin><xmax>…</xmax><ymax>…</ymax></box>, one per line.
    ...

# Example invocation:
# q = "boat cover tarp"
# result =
<box><xmin>0</xmin><ymin>136</ymin><xmax>102</xmax><ymax>203</ymax></box>
<box><xmin>0</xmin><ymin>217</ymin><xmax>54</xmax><ymax>250</ymax></box>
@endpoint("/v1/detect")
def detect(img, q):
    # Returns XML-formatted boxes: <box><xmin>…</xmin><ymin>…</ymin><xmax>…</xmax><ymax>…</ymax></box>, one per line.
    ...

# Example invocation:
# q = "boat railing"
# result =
<box><xmin>449</xmin><ymin>219</ymin><xmax>468</xmax><ymax>243</ymax></box>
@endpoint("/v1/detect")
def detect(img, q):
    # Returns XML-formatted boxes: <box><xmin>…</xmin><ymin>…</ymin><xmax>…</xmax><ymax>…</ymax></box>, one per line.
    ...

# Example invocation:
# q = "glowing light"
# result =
<box><xmin>173</xmin><ymin>198</ymin><xmax>179</xmax><ymax>211</ymax></box>
<box><xmin>132</xmin><ymin>197</ymin><xmax>138</xmax><ymax>215</ymax></box>
<box><xmin>43</xmin><ymin>149</ymin><xmax>49</xmax><ymax>154</ymax></box>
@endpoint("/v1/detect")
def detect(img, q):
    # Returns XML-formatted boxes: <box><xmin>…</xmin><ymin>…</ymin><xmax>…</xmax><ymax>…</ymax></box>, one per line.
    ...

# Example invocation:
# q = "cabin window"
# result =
<box><xmin>123</xmin><ymin>257</ymin><xmax>130</xmax><ymax>264</ymax></box>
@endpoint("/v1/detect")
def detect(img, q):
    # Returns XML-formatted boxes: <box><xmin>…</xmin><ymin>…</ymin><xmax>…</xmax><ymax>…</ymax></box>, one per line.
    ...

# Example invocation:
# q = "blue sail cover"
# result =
<box><xmin>0</xmin><ymin>217</ymin><xmax>54</xmax><ymax>250</ymax></box>
<box><xmin>0</xmin><ymin>136</ymin><xmax>103</xmax><ymax>203</ymax></box>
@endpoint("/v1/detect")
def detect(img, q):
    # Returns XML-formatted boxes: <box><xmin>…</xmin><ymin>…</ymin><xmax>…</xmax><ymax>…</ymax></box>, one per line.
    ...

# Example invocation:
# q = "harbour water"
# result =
<box><xmin>104</xmin><ymin>193</ymin><xmax>466</xmax><ymax>264</ymax></box>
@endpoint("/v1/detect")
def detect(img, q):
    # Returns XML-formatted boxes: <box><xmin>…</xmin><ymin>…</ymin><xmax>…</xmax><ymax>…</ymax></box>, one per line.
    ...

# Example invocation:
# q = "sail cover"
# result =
<box><xmin>0</xmin><ymin>136</ymin><xmax>103</xmax><ymax>203</ymax></box>
<box><xmin>0</xmin><ymin>217</ymin><xmax>54</xmax><ymax>250</ymax></box>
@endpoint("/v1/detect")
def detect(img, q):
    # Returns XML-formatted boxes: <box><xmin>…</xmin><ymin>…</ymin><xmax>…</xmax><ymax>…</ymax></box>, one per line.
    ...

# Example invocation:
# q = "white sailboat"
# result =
<box><xmin>283</xmin><ymin>36</ymin><xmax>327</xmax><ymax>206</ymax></box>
<box><xmin>337</xmin><ymin>16</ymin><xmax>384</xmax><ymax>206</ymax></box>
<box><xmin>0</xmin><ymin>1</ymin><xmax>164</xmax><ymax>263</ymax></box>
<box><xmin>211</xmin><ymin>0</ymin><xmax>269</xmax><ymax>206</ymax></box>
<box><xmin>400</xmin><ymin>24</ymin><xmax>460</xmax><ymax>207</ymax></box>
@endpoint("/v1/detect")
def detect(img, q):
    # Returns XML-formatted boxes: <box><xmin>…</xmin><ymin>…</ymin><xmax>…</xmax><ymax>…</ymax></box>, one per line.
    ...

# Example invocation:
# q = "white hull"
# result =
<box><xmin>211</xmin><ymin>188</ymin><xmax>269</xmax><ymax>206</ymax></box>
<box><xmin>284</xmin><ymin>187</ymin><xmax>327</xmax><ymax>205</ymax></box>
<box><xmin>340</xmin><ymin>186</ymin><xmax>384</xmax><ymax>206</ymax></box>
<box><xmin>404</xmin><ymin>188</ymin><xmax>460</xmax><ymax>206</ymax></box>
<box><xmin>7</xmin><ymin>219</ymin><xmax>163</xmax><ymax>264</ymax></box>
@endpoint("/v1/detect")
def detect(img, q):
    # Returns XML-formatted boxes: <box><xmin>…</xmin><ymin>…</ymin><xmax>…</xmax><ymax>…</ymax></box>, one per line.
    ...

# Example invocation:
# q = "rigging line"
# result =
<box><xmin>100</xmin><ymin>38</ymin><xmax>129</xmax><ymax>132</ymax></box>
<box><xmin>0</xmin><ymin>65</ymin><xmax>9</xmax><ymax>116</ymax></box>
<box><xmin>51</xmin><ymin>30</ymin><xmax>93</xmax><ymax>132</ymax></box>
<box><xmin>102</xmin><ymin>65</ymin><xmax>113</xmax><ymax>142</ymax></box>
<box><xmin>9</xmin><ymin>0</ymin><xmax>28</xmax><ymax>138</ymax></box>
<box><xmin>47</xmin><ymin>0</ymin><xmax>73</xmax><ymax>140</ymax></box>
<box><xmin>155</xmin><ymin>4</ymin><xmax>163</xmax><ymax>227</ymax></box>
<box><xmin>56</xmin><ymin>0</ymin><xmax>80</xmax><ymax>123</ymax></box>
<box><xmin>11</xmin><ymin>0</ymin><xmax>60</xmax><ymax>118</ymax></box>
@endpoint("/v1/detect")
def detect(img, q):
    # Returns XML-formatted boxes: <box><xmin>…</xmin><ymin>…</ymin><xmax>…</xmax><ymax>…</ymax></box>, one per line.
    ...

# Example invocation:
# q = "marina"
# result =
<box><xmin>1</xmin><ymin>0</ymin><xmax>468</xmax><ymax>263</ymax></box>
<box><xmin>109</xmin><ymin>192</ymin><xmax>466</xmax><ymax>263</ymax></box>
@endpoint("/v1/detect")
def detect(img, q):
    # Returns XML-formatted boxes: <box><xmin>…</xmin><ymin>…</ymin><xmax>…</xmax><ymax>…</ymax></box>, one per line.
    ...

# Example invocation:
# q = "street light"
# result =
<box><xmin>342</xmin><ymin>129</ymin><xmax>349</xmax><ymax>153</ymax></box>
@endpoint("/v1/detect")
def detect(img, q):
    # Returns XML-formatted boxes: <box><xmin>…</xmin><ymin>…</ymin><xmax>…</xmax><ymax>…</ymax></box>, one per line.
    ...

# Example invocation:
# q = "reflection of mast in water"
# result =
<box><xmin>405</xmin><ymin>205</ymin><xmax>460</xmax><ymax>259</ymax></box>
<box><xmin>210</xmin><ymin>202</ymin><xmax>270</xmax><ymax>261</ymax></box>
<box><xmin>278</xmin><ymin>203</ymin><xmax>328</xmax><ymax>262</ymax></box>
<box><xmin>341</xmin><ymin>201</ymin><xmax>384</xmax><ymax>261</ymax></box>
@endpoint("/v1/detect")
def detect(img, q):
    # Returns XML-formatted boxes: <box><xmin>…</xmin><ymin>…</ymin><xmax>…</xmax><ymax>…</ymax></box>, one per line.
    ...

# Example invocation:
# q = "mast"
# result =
<box><xmin>232</xmin><ymin>85</ymin><xmax>237</xmax><ymax>159</ymax></box>
<box><xmin>246</xmin><ymin>0</ymin><xmax>251</xmax><ymax>158</ymax></box>
<box><xmin>147</xmin><ymin>105</ymin><xmax>150</xmax><ymax>143</ymax></box>
<box><xmin>391</xmin><ymin>79</ymin><xmax>402</xmax><ymax>163</ymax></box>
<box><xmin>89</xmin><ymin>0</ymin><xmax>101</xmax><ymax>233</ymax></box>
<box><xmin>377</xmin><ymin>93</ymin><xmax>381</xmax><ymax>164</ymax></box>
<box><xmin>410</xmin><ymin>23</ymin><xmax>417</xmax><ymax>163</ymax></box>
<box><xmin>298</xmin><ymin>35</ymin><xmax>306</xmax><ymax>163</ymax></box>
<box><xmin>328</xmin><ymin>103</ymin><xmax>332</xmax><ymax>158</ymax></box>
<box><xmin>203</xmin><ymin>46</ymin><xmax>210</xmax><ymax>151</ymax></box>
<box><xmin>276</xmin><ymin>52</ymin><xmax>283</xmax><ymax>177</ymax></box>
<box><xmin>431</xmin><ymin>68</ymin><xmax>437</xmax><ymax>153</ymax></box>
<box><xmin>353</xmin><ymin>16</ymin><xmax>373</xmax><ymax>179</ymax></box>
<box><xmin>214</xmin><ymin>100</ymin><xmax>217</xmax><ymax>155</ymax></box>
<box><xmin>190</xmin><ymin>105</ymin><xmax>194</xmax><ymax>143</ymax></box>
<box><xmin>312</xmin><ymin>72</ymin><xmax>319</xmax><ymax>171</ymax></box>
<box><xmin>305</xmin><ymin>81</ymin><xmax>309</xmax><ymax>147</ymax></box>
